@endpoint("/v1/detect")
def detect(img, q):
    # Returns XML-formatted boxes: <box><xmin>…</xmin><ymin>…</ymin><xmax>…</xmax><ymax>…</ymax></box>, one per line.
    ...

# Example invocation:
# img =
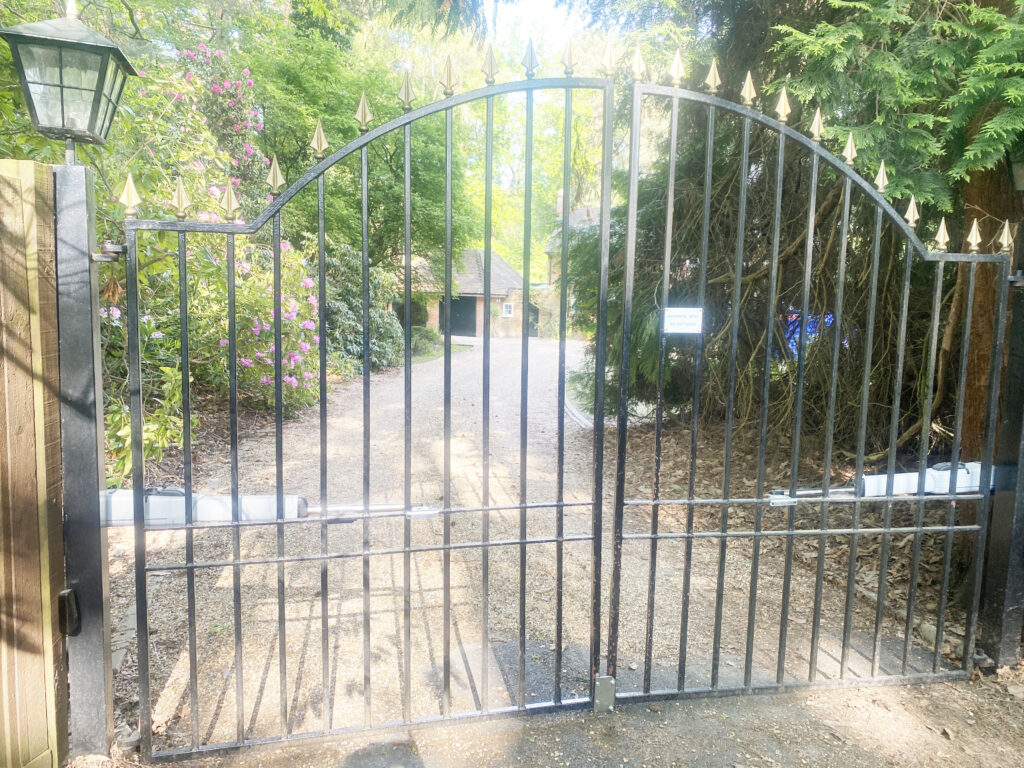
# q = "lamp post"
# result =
<box><xmin>0</xmin><ymin>0</ymin><xmax>136</xmax><ymax>163</ymax></box>
<box><xmin>1</xmin><ymin>2</ymin><xmax>135</xmax><ymax>757</ymax></box>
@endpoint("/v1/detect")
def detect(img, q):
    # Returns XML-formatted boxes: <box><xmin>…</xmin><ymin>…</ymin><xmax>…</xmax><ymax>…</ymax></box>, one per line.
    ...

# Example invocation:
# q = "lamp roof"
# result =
<box><xmin>0</xmin><ymin>15</ymin><xmax>137</xmax><ymax>76</ymax></box>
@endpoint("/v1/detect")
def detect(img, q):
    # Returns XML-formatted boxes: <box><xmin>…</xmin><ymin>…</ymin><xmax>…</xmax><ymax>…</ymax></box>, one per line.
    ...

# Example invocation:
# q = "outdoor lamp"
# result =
<box><xmin>0</xmin><ymin>1</ymin><xmax>136</xmax><ymax>162</ymax></box>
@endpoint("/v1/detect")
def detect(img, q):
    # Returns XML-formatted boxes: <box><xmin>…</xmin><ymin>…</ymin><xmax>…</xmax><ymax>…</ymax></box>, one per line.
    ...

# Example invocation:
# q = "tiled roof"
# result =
<box><xmin>413</xmin><ymin>248</ymin><xmax>522</xmax><ymax>297</ymax></box>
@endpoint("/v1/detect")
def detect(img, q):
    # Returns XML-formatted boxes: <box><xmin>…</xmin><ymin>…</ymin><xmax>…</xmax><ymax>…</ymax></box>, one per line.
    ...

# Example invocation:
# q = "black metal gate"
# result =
<box><xmin>114</xmin><ymin>60</ymin><xmax>1013</xmax><ymax>761</ymax></box>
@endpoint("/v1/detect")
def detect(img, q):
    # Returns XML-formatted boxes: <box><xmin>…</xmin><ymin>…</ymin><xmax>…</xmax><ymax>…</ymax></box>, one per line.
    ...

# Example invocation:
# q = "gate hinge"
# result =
<box><xmin>92</xmin><ymin>242</ymin><xmax>125</xmax><ymax>263</ymax></box>
<box><xmin>1009</xmin><ymin>270</ymin><xmax>1024</xmax><ymax>287</ymax></box>
<box><xmin>58</xmin><ymin>588</ymin><xmax>80</xmax><ymax>636</ymax></box>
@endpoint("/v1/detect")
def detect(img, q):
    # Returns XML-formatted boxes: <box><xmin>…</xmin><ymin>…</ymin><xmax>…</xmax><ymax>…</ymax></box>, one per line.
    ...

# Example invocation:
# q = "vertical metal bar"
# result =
<box><xmin>871</xmin><ymin>240</ymin><xmax>915</xmax><ymax>677</ymax></box>
<box><xmin>745</xmin><ymin>132</ymin><xmax>788</xmax><ymax>687</ymax></box>
<box><xmin>644</xmin><ymin>95</ymin><xmax>679</xmax><ymax>695</ymax></box>
<box><xmin>554</xmin><ymin>85</ymin><xmax>572</xmax><ymax>705</ymax></box>
<box><xmin>901</xmin><ymin>262</ymin><xmax>944</xmax><ymax>672</ymax></box>
<box><xmin>679</xmin><ymin>103</ymin><xmax>715</xmax><ymax>691</ymax></box>
<box><xmin>227</xmin><ymin>232</ymin><xmax>244</xmax><ymax>743</ymax></box>
<box><xmin>481</xmin><ymin>95</ymin><xmax>493</xmax><ymax>713</ymax></box>
<box><xmin>125</xmin><ymin>229</ymin><xmax>152</xmax><ymax>758</ymax></box>
<box><xmin>403</xmin><ymin>122</ymin><xmax>413</xmax><ymax>723</ymax></box>
<box><xmin>317</xmin><ymin>174</ymin><xmax>330</xmax><ymax>731</ymax></box>
<box><xmin>361</xmin><ymin>146</ymin><xmax>372</xmax><ymax>727</ymax></box>
<box><xmin>443</xmin><ymin>106</ymin><xmax>453</xmax><ymax>716</ymax></box>
<box><xmin>178</xmin><ymin>232</ymin><xmax>200</xmax><ymax>746</ymax></box>
<box><xmin>518</xmin><ymin>88</ymin><xmax>533</xmax><ymax>709</ymax></box>
<box><xmin>713</xmin><ymin>116</ymin><xmax>751</xmax><ymax>689</ymax></box>
<box><xmin>934</xmin><ymin>264</ymin><xmax>975</xmax><ymax>671</ymax></box>
<box><xmin>809</xmin><ymin>177</ymin><xmax>852</xmax><ymax>681</ymax></box>
<box><xmin>55</xmin><ymin>165</ymin><xmax>114</xmax><ymax>757</ymax></box>
<box><xmin>607</xmin><ymin>81</ymin><xmax>643</xmax><ymax>682</ymax></box>
<box><xmin>590</xmin><ymin>82</ymin><xmax>613</xmax><ymax>697</ymax></box>
<box><xmin>972</xmin><ymin>258</ymin><xmax>1013</xmax><ymax>665</ymax></box>
<box><xmin>840</xmin><ymin>207</ymin><xmax>884</xmax><ymax>678</ymax></box>
<box><xmin>273</xmin><ymin>213</ymin><xmax>287</xmax><ymax>734</ymax></box>
<box><xmin>777</xmin><ymin>153</ymin><xmax>819</xmax><ymax>684</ymax></box>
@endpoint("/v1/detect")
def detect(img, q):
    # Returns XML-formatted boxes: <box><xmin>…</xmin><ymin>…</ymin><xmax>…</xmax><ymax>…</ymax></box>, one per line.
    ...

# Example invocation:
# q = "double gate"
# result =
<box><xmin>115</xmin><ymin>67</ymin><xmax>1012</xmax><ymax>760</ymax></box>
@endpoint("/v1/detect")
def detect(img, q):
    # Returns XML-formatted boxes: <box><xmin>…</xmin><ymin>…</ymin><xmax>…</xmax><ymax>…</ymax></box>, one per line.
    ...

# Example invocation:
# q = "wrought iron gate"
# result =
<box><xmin>115</xmin><ymin>56</ymin><xmax>1012</xmax><ymax>761</ymax></box>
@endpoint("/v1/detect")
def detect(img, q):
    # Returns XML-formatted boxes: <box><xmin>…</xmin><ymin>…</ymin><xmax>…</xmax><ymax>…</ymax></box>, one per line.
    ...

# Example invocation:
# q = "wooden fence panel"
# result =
<box><xmin>1</xmin><ymin>159</ymin><xmax>66</xmax><ymax>768</ymax></box>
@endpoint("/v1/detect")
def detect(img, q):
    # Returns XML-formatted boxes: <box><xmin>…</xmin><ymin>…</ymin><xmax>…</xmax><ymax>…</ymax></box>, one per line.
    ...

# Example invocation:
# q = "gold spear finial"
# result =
<box><xmin>669</xmin><ymin>49</ymin><xmax>684</xmax><ymax>87</ymax></box>
<box><xmin>354</xmin><ymin>92</ymin><xmax>373</xmax><ymax>133</ymax></box>
<box><xmin>704</xmin><ymin>58</ymin><xmax>721</xmax><ymax>93</ymax></box>
<box><xmin>874</xmin><ymin>160</ymin><xmax>889</xmax><ymax>194</ymax></box>
<box><xmin>967</xmin><ymin>218</ymin><xmax>982</xmax><ymax>253</ymax></box>
<box><xmin>601</xmin><ymin>41</ymin><xmax>615</xmax><ymax>77</ymax></box>
<box><xmin>310</xmin><ymin>118</ymin><xmax>328</xmax><ymax>159</ymax></box>
<box><xmin>935</xmin><ymin>217</ymin><xmax>950</xmax><ymax>251</ymax></box>
<box><xmin>810</xmin><ymin>108</ymin><xmax>825</xmax><ymax>142</ymax></box>
<box><xmin>482</xmin><ymin>45</ymin><xmax>498</xmax><ymax>85</ymax></box>
<box><xmin>905</xmin><ymin>195</ymin><xmax>919</xmax><ymax>228</ymax></box>
<box><xmin>171</xmin><ymin>176</ymin><xmax>190</xmax><ymax>220</ymax></box>
<box><xmin>440</xmin><ymin>54</ymin><xmax>458</xmax><ymax>96</ymax></box>
<box><xmin>522</xmin><ymin>39</ymin><xmax>540</xmax><ymax>79</ymax></box>
<box><xmin>561</xmin><ymin>39</ymin><xmax>577</xmax><ymax>76</ymax></box>
<box><xmin>999</xmin><ymin>220</ymin><xmax>1014</xmax><ymax>252</ymax></box>
<box><xmin>631</xmin><ymin>45</ymin><xmax>646</xmax><ymax>82</ymax></box>
<box><xmin>398</xmin><ymin>70</ymin><xmax>414</xmax><ymax>111</ymax></box>
<box><xmin>266</xmin><ymin>155</ymin><xmax>285</xmax><ymax>194</ymax></box>
<box><xmin>842</xmin><ymin>132</ymin><xmax>857</xmax><ymax>164</ymax></box>
<box><xmin>119</xmin><ymin>172</ymin><xmax>141</xmax><ymax>218</ymax></box>
<box><xmin>220</xmin><ymin>181</ymin><xmax>239</xmax><ymax>222</ymax></box>
<box><xmin>775</xmin><ymin>87</ymin><xmax>792</xmax><ymax>123</ymax></box>
<box><xmin>740</xmin><ymin>71</ymin><xmax>757</xmax><ymax>106</ymax></box>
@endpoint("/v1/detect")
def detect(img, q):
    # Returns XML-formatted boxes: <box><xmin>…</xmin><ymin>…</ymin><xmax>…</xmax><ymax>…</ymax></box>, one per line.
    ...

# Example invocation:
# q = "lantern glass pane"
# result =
<box><xmin>102</xmin><ymin>57</ymin><xmax>117</xmax><ymax>97</ymax></box>
<box><xmin>27</xmin><ymin>82</ymin><xmax>62</xmax><ymax>125</ymax></box>
<box><xmin>63</xmin><ymin>87</ymin><xmax>94</xmax><ymax>130</ymax></box>
<box><xmin>61</xmin><ymin>48</ymin><xmax>101</xmax><ymax>90</ymax></box>
<box><xmin>19</xmin><ymin>44</ymin><xmax>59</xmax><ymax>84</ymax></box>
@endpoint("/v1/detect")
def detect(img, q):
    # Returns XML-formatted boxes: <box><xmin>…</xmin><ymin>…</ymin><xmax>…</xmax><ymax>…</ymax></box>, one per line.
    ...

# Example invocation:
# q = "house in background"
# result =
<box><xmin>407</xmin><ymin>248</ymin><xmax>538</xmax><ymax>338</ymax></box>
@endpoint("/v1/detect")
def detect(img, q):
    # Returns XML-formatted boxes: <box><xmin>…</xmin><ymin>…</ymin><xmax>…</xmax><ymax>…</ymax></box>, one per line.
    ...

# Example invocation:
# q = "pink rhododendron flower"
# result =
<box><xmin>284</xmin><ymin>375</ymin><xmax>298</xmax><ymax>388</ymax></box>
<box><xmin>301</xmin><ymin>320</ymin><xmax>315</xmax><ymax>330</ymax></box>
<box><xmin>261</xmin><ymin>375</ymin><xmax>272</xmax><ymax>385</ymax></box>
<box><xmin>301</xmin><ymin>277</ymin><xmax>314</xmax><ymax>289</ymax></box>
<box><xmin>219</xmin><ymin>339</ymin><xmax>229</xmax><ymax>346</ymax></box>
<box><xmin>307</xmin><ymin>295</ymin><xmax>317</xmax><ymax>307</ymax></box>
<box><xmin>313</xmin><ymin>335</ymin><xmax>320</xmax><ymax>344</ymax></box>
<box><xmin>185</xmin><ymin>71</ymin><xmax>193</xmax><ymax>81</ymax></box>
<box><xmin>240</xmin><ymin>358</ymin><xmax>253</xmax><ymax>367</ymax></box>
<box><xmin>246</xmin><ymin>79</ymin><xmax>254</xmax><ymax>87</ymax></box>
<box><xmin>212</xmin><ymin>84</ymin><xmax>221</xmax><ymax>94</ymax></box>
<box><xmin>242</xmin><ymin>68</ymin><xmax>250</xmax><ymax>77</ymax></box>
<box><xmin>299</xmin><ymin>341</ymin><xmax>310</xmax><ymax>353</ymax></box>
<box><xmin>151</xmin><ymin>331</ymin><xmax>164</xmax><ymax>339</ymax></box>
<box><xmin>138</xmin><ymin>69</ymin><xmax>147</xmax><ymax>77</ymax></box>
<box><xmin>198</xmin><ymin>43</ymin><xmax>207</xmax><ymax>52</ymax></box>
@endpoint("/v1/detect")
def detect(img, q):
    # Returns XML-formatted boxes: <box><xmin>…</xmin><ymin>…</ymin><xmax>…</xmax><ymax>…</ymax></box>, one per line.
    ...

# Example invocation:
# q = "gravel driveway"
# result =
<box><xmin>109</xmin><ymin>335</ymin><xmax>948</xmax><ymax>752</ymax></box>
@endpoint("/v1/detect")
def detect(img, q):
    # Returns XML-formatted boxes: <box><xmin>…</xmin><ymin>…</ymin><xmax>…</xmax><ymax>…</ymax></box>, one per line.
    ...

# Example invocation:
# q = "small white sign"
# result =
<box><xmin>663</xmin><ymin>307</ymin><xmax>703</xmax><ymax>334</ymax></box>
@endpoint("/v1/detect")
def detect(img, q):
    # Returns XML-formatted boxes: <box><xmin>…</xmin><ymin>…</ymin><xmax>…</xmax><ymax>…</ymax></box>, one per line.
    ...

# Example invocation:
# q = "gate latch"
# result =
<box><xmin>58</xmin><ymin>588</ymin><xmax>80</xmax><ymax>636</ymax></box>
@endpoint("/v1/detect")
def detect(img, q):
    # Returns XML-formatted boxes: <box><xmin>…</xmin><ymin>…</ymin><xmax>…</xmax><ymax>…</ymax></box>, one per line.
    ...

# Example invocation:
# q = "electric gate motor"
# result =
<box><xmin>101</xmin><ymin>488</ymin><xmax>307</xmax><ymax>527</ymax></box>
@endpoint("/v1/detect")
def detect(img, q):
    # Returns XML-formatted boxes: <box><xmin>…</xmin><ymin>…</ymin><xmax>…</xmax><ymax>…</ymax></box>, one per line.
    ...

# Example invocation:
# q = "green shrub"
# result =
<box><xmin>411</xmin><ymin>326</ymin><xmax>440</xmax><ymax>356</ymax></box>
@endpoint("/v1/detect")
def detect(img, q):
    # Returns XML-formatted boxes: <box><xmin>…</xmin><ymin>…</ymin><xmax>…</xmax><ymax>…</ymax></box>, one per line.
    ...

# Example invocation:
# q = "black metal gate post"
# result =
<box><xmin>980</xmin><ymin>231</ymin><xmax>1024</xmax><ymax>666</ymax></box>
<box><xmin>54</xmin><ymin>164</ymin><xmax>114</xmax><ymax>756</ymax></box>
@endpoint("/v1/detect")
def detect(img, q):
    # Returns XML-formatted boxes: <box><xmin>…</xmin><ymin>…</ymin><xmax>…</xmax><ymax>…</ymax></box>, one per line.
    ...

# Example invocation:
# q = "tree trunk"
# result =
<box><xmin>952</xmin><ymin>156</ymin><xmax>1020</xmax><ymax>590</ymax></box>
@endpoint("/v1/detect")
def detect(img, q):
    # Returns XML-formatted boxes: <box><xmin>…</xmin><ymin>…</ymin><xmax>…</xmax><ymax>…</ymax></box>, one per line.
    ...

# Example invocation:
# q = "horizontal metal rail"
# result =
<box><xmin>143</xmin><ymin>533</ymin><xmax>595</xmax><ymax>572</ymax></box>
